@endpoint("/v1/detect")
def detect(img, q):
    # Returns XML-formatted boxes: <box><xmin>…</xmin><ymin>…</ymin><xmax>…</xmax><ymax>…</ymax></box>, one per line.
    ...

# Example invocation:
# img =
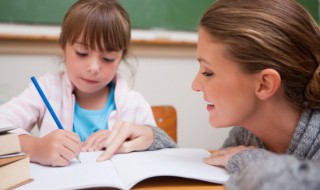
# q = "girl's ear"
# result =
<box><xmin>255</xmin><ymin>69</ymin><xmax>281</xmax><ymax>100</ymax></box>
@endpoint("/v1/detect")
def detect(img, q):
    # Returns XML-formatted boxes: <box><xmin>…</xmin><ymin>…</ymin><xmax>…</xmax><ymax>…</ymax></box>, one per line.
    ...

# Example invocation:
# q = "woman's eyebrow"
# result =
<box><xmin>197</xmin><ymin>58</ymin><xmax>211</xmax><ymax>66</ymax></box>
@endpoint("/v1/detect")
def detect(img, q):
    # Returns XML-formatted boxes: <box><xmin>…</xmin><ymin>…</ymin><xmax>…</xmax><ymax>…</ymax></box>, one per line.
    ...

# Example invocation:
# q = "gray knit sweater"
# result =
<box><xmin>146</xmin><ymin>125</ymin><xmax>178</xmax><ymax>150</ymax></box>
<box><xmin>147</xmin><ymin>109</ymin><xmax>320</xmax><ymax>189</ymax></box>
<box><xmin>223</xmin><ymin>109</ymin><xmax>320</xmax><ymax>189</ymax></box>
<box><xmin>226</xmin><ymin>150</ymin><xmax>320</xmax><ymax>190</ymax></box>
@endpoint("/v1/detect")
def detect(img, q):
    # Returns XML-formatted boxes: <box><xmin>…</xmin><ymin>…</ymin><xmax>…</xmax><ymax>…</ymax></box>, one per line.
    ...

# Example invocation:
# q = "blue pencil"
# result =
<box><xmin>31</xmin><ymin>76</ymin><xmax>64</xmax><ymax>130</ymax></box>
<box><xmin>31</xmin><ymin>76</ymin><xmax>81</xmax><ymax>162</ymax></box>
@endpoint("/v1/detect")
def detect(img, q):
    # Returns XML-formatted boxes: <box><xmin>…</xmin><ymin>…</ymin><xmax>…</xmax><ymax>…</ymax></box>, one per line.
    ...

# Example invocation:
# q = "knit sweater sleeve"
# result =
<box><xmin>226</xmin><ymin>148</ymin><xmax>272</xmax><ymax>174</ymax></box>
<box><xmin>146</xmin><ymin>125</ymin><xmax>178</xmax><ymax>151</ymax></box>
<box><xmin>226</xmin><ymin>150</ymin><xmax>320</xmax><ymax>190</ymax></box>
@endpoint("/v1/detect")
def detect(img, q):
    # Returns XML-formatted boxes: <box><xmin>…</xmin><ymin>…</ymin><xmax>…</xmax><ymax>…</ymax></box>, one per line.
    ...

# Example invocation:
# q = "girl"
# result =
<box><xmin>0</xmin><ymin>0</ymin><xmax>176</xmax><ymax>167</ymax></box>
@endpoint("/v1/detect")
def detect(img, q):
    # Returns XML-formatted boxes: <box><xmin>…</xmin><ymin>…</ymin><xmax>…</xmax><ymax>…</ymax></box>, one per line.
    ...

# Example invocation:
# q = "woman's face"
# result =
<box><xmin>192</xmin><ymin>27</ymin><xmax>260</xmax><ymax>128</ymax></box>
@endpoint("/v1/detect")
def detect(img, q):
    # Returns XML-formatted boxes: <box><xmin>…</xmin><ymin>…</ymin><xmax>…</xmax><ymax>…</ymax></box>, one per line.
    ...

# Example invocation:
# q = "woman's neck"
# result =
<box><xmin>245</xmin><ymin>100</ymin><xmax>301</xmax><ymax>153</ymax></box>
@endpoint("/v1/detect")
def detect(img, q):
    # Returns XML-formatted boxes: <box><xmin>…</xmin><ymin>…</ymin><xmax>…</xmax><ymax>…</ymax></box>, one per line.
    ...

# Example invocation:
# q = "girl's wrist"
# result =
<box><xmin>19</xmin><ymin>134</ymin><xmax>42</xmax><ymax>163</ymax></box>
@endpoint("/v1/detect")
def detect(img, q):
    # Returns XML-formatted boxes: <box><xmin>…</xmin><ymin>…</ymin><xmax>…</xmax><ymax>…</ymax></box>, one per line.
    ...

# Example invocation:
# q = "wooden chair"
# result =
<box><xmin>151</xmin><ymin>105</ymin><xmax>177</xmax><ymax>142</ymax></box>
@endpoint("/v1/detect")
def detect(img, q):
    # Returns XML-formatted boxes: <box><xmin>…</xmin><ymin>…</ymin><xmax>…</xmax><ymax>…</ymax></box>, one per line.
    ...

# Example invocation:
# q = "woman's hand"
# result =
<box><xmin>204</xmin><ymin>146</ymin><xmax>256</xmax><ymax>167</ymax></box>
<box><xmin>81</xmin><ymin>130</ymin><xmax>111</xmax><ymax>152</ymax></box>
<box><xmin>20</xmin><ymin>129</ymin><xmax>82</xmax><ymax>167</ymax></box>
<box><xmin>97</xmin><ymin>121</ymin><xmax>154</xmax><ymax>162</ymax></box>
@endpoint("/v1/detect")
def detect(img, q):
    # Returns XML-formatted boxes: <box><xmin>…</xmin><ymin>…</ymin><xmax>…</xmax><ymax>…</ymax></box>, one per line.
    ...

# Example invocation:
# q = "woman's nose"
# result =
<box><xmin>191</xmin><ymin>72</ymin><xmax>201</xmax><ymax>92</ymax></box>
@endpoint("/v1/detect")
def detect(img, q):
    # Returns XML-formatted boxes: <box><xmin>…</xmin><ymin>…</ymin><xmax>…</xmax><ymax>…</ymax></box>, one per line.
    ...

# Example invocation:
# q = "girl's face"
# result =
<box><xmin>192</xmin><ymin>28</ymin><xmax>260</xmax><ymax>128</ymax></box>
<box><xmin>64</xmin><ymin>41</ymin><xmax>123</xmax><ymax>96</ymax></box>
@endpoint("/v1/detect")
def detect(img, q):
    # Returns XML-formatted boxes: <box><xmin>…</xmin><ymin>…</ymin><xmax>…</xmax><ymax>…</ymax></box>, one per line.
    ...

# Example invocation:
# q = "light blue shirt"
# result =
<box><xmin>73</xmin><ymin>83</ymin><xmax>116</xmax><ymax>142</ymax></box>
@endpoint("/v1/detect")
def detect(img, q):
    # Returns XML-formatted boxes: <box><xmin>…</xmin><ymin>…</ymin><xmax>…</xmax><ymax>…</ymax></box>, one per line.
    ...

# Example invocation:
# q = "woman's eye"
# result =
<box><xmin>76</xmin><ymin>51</ymin><xmax>88</xmax><ymax>57</ymax></box>
<box><xmin>201</xmin><ymin>72</ymin><xmax>214</xmax><ymax>77</ymax></box>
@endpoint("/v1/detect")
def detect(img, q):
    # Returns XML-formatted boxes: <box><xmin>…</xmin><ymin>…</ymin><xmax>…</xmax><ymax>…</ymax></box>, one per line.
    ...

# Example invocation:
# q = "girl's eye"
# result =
<box><xmin>103</xmin><ymin>57</ymin><xmax>115</xmax><ymax>63</ymax></box>
<box><xmin>201</xmin><ymin>71</ymin><xmax>214</xmax><ymax>77</ymax></box>
<box><xmin>76</xmin><ymin>51</ymin><xmax>88</xmax><ymax>57</ymax></box>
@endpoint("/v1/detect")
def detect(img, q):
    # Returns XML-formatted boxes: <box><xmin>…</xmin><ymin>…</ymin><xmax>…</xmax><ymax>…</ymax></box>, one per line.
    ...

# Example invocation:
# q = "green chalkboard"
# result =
<box><xmin>0</xmin><ymin>0</ymin><xmax>318</xmax><ymax>32</ymax></box>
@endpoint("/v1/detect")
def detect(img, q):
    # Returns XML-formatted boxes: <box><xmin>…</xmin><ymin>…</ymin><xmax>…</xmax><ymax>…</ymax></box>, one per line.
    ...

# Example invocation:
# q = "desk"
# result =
<box><xmin>133</xmin><ymin>177</ymin><xmax>225</xmax><ymax>190</ymax></box>
<box><xmin>87</xmin><ymin>177</ymin><xmax>225</xmax><ymax>190</ymax></box>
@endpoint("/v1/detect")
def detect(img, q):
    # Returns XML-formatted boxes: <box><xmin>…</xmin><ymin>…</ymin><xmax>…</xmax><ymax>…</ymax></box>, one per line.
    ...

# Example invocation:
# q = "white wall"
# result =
<box><xmin>0</xmin><ymin>53</ymin><xmax>230</xmax><ymax>150</ymax></box>
<box><xmin>127</xmin><ymin>56</ymin><xmax>230</xmax><ymax>149</ymax></box>
<box><xmin>0</xmin><ymin>24</ymin><xmax>230</xmax><ymax>150</ymax></box>
<box><xmin>0</xmin><ymin>55</ymin><xmax>62</xmax><ymax>102</ymax></box>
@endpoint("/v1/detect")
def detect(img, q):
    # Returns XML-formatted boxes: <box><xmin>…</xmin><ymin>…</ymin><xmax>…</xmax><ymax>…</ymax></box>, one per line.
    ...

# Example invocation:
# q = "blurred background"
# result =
<box><xmin>0</xmin><ymin>0</ymin><xmax>318</xmax><ymax>150</ymax></box>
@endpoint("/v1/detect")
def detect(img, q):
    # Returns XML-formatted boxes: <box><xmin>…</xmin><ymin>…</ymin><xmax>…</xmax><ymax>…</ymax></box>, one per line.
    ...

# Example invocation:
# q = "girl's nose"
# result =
<box><xmin>86</xmin><ymin>58</ymin><xmax>100</xmax><ymax>74</ymax></box>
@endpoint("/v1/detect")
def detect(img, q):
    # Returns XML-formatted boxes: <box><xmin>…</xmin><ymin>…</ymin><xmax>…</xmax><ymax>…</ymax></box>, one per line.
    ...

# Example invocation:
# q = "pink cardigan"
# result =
<box><xmin>0</xmin><ymin>71</ymin><xmax>156</xmax><ymax>137</ymax></box>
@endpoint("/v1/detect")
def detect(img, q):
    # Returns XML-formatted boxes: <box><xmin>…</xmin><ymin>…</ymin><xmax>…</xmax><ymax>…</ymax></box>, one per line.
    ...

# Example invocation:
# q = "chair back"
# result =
<box><xmin>151</xmin><ymin>105</ymin><xmax>177</xmax><ymax>142</ymax></box>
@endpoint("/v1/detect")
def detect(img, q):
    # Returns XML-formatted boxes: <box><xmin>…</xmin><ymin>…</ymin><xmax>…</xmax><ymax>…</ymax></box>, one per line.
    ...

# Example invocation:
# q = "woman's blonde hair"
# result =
<box><xmin>200</xmin><ymin>0</ymin><xmax>320</xmax><ymax>110</ymax></box>
<box><xmin>59</xmin><ymin>0</ymin><xmax>131</xmax><ymax>59</ymax></box>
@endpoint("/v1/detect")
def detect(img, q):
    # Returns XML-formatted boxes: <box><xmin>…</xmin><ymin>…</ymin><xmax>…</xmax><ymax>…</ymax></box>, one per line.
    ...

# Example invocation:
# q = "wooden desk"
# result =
<box><xmin>88</xmin><ymin>177</ymin><xmax>225</xmax><ymax>190</ymax></box>
<box><xmin>133</xmin><ymin>177</ymin><xmax>225</xmax><ymax>190</ymax></box>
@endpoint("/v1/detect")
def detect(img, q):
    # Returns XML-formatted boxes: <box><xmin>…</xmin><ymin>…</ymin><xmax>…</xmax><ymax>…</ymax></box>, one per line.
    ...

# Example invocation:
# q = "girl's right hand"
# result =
<box><xmin>20</xmin><ymin>130</ymin><xmax>81</xmax><ymax>167</ymax></box>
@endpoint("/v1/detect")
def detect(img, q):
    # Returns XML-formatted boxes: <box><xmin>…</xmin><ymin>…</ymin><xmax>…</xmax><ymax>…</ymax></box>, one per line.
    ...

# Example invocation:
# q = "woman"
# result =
<box><xmin>99</xmin><ymin>0</ymin><xmax>320</xmax><ymax>189</ymax></box>
<box><xmin>195</xmin><ymin>0</ymin><xmax>320</xmax><ymax>170</ymax></box>
<box><xmin>192</xmin><ymin>0</ymin><xmax>320</xmax><ymax>188</ymax></box>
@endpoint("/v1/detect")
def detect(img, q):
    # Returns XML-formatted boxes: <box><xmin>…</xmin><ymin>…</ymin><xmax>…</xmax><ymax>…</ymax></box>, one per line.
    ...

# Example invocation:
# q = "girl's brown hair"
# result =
<box><xmin>200</xmin><ymin>0</ymin><xmax>320</xmax><ymax>110</ymax></box>
<box><xmin>59</xmin><ymin>0</ymin><xmax>131</xmax><ymax>59</ymax></box>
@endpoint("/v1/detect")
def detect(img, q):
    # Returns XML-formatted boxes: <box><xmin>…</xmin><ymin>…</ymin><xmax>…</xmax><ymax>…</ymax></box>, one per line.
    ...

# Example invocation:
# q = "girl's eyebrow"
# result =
<box><xmin>74</xmin><ymin>42</ymin><xmax>87</xmax><ymax>46</ymax></box>
<box><xmin>74</xmin><ymin>42</ymin><xmax>112</xmax><ymax>53</ymax></box>
<box><xmin>74</xmin><ymin>42</ymin><xmax>119</xmax><ymax>54</ymax></box>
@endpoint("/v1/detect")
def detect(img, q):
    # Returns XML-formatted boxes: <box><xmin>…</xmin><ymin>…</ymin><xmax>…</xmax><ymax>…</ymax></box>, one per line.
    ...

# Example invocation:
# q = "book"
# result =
<box><xmin>17</xmin><ymin>148</ymin><xmax>229</xmax><ymax>190</ymax></box>
<box><xmin>0</xmin><ymin>126</ymin><xmax>21</xmax><ymax>156</ymax></box>
<box><xmin>0</xmin><ymin>153</ymin><xmax>32</xmax><ymax>190</ymax></box>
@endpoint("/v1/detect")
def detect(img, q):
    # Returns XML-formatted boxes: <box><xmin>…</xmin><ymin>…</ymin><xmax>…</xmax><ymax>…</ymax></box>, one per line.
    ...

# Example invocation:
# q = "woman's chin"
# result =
<box><xmin>209</xmin><ymin>119</ymin><xmax>228</xmax><ymax>128</ymax></box>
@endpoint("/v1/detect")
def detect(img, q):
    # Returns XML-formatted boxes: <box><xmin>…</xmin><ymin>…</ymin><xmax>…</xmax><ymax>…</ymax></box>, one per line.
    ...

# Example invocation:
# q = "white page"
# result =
<box><xmin>16</xmin><ymin>152</ymin><xmax>124</xmax><ymax>190</ymax></box>
<box><xmin>111</xmin><ymin>148</ymin><xmax>230</xmax><ymax>189</ymax></box>
<box><xmin>16</xmin><ymin>149</ymin><xmax>229</xmax><ymax>190</ymax></box>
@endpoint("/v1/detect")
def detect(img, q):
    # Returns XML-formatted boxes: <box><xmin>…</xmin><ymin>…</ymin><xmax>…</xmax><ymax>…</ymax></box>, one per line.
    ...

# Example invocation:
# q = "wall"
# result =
<box><xmin>0</xmin><ymin>25</ymin><xmax>230</xmax><ymax>150</ymax></box>
<box><xmin>127</xmin><ymin>54</ymin><xmax>230</xmax><ymax>149</ymax></box>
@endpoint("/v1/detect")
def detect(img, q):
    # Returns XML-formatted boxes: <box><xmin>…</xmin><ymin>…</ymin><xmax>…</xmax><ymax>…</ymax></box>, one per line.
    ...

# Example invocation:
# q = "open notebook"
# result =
<box><xmin>17</xmin><ymin>148</ymin><xmax>229</xmax><ymax>190</ymax></box>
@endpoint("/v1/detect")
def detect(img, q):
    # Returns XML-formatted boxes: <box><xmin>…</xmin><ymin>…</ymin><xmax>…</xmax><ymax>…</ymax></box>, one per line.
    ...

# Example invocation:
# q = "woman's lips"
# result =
<box><xmin>207</xmin><ymin>104</ymin><xmax>215</xmax><ymax>111</ymax></box>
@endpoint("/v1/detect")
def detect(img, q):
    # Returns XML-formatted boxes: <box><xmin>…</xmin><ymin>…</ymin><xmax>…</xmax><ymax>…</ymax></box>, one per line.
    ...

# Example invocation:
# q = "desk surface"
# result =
<box><xmin>133</xmin><ymin>177</ymin><xmax>225</xmax><ymax>190</ymax></box>
<box><xmin>84</xmin><ymin>177</ymin><xmax>225</xmax><ymax>190</ymax></box>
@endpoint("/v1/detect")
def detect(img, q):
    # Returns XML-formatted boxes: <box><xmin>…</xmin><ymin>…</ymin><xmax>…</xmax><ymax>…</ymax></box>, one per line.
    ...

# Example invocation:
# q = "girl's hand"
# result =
<box><xmin>81</xmin><ymin>130</ymin><xmax>111</xmax><ymax>152</ymax></box>
<box><xmin>97</xmin><ymin>121</ymin><xmax>154</xmax><ymax>162</ymax></box>
<box><xmin>204</xmin><ymin>146</ymin><xmax>256</xmax><ymax>167</ymax></box>
<box><xmin>20</xmin><ymin>129</ymin><xmax>81</xmax><ymax>167</ymax></box>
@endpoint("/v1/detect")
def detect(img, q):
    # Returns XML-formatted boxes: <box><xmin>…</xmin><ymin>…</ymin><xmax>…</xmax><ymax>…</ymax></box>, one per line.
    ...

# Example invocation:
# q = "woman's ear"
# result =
<box><xmin>255</xmin><ymin>69</ymin><xmax>281</xmax><ymax>100</ymax></box>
